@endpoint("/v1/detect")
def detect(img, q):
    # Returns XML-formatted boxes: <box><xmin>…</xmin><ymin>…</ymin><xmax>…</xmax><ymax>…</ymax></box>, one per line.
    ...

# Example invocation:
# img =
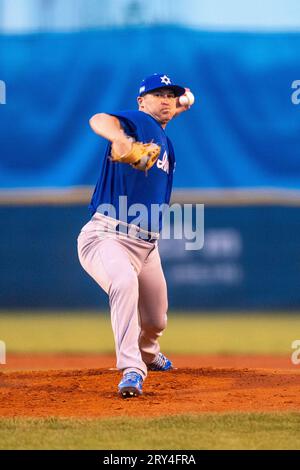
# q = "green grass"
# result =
<box><xmin>0</xmin><ymin>413</ymin><xmax>299</xmax><ymax>450</ymax></box>
<box><xmin>0</xmin><ymin>311</ymin><xmax>299</xmax><ymax>355</ymax></box>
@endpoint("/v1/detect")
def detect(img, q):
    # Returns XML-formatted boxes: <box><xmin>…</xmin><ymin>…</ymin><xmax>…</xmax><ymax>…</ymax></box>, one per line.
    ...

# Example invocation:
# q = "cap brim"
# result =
<box><xmin>139</xmin><ymin>84</ymin><xmax>186</xmax><ymax>97</ymax></box>
<box><xmin>167</xmin><ymin>85</ymin><xmax>186</xmax><ymax>97</ymax></box>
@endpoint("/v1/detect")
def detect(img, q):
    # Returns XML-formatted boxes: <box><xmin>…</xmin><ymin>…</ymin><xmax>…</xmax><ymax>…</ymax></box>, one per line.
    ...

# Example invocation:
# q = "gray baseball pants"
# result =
<box><xmin>77</xmin><ymin>213</ymin><xmax>168</xmax><ymax>379</ymax></box>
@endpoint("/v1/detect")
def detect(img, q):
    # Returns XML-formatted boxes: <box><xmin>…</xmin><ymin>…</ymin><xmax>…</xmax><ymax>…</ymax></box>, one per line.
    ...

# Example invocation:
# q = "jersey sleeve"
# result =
<box><xmin>107</xmin><ymin>111</ymin><xmax>138</xmax><ymax>140</ymax></box>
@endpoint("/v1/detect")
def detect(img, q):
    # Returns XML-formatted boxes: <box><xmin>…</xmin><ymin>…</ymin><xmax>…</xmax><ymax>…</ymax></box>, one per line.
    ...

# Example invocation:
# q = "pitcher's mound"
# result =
<box><xmin>1</xmin><ymin>367</ymin><xmax>300</xmax><ymax>418</ymax></box>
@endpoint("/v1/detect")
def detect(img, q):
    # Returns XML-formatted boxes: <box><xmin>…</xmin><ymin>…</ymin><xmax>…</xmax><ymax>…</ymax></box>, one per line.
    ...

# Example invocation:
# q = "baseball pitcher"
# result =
<box><xmin>77</xmin><ymin>73</ymin><xmax>193</xmax><ymax>398</ymax></box>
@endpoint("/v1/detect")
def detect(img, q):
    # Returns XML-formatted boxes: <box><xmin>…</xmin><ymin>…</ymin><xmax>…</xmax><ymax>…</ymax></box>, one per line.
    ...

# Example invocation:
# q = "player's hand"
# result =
<box><xmin>174</xmin><ymin>88</ymin><xmax>193</xmax><ymax>117</ymax></box>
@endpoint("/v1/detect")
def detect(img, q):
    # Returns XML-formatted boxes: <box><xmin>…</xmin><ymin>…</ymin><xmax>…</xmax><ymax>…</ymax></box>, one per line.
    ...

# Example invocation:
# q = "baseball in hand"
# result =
<box><xmin>179</xmin><ymin>91</ymin><xmax>195</xmax><ymax>107</ymax></box>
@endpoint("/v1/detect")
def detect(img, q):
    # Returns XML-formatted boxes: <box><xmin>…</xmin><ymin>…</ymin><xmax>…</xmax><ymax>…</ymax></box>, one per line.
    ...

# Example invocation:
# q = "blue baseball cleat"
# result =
<box><xmin>148</xmin><ymin>352</ymin><xmax>173</xmax><ymax>371</ymax></box>
<box><xmin>118</xmin><ymin>372</ymin><xmax>143</xmax><ymax>398</ymax></box>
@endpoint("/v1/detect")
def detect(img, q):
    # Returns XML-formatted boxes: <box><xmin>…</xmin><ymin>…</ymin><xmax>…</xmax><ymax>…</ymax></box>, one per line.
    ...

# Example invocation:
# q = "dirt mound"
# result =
<box><xmin>1</xmin><ymin>366</ymin><xmax>300</xmax><ymax>418</ymax></box>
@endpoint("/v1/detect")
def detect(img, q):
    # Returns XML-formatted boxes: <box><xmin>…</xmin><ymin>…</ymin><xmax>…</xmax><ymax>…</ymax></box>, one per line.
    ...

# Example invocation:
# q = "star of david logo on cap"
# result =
<box><xmin>160</xmin><ymin>75</ymin><xmax>171</xmax><ymax>86</ymax></box>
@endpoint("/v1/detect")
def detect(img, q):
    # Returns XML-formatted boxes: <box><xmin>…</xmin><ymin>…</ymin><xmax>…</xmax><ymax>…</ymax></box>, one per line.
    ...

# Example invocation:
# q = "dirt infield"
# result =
<box><xmin>0</xmin><ymin>354</ymin><xmax>299</xmax><ymax>417</ymax></box>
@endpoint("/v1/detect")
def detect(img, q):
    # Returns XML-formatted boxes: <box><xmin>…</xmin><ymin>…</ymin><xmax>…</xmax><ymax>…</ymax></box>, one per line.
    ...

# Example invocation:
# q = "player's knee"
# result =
<box><xmin>141</xmin><ymin>313</ymin><xmax>167</xmax><ymax>335</ymax></box>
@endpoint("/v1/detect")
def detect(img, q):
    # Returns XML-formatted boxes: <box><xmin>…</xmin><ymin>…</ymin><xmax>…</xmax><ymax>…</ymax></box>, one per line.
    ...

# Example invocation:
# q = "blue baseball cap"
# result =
<box><xmin>138</xmin><ymin>73</ymin><xmax>185</xmax><ymax>97</ymax></box>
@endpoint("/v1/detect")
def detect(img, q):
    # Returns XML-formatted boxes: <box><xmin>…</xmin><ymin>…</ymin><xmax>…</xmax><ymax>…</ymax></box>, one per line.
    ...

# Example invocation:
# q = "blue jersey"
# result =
<box><xmin>89</xmin><ymin>110</ymin><xmax>176</xmax><ymax>233</ymax></box>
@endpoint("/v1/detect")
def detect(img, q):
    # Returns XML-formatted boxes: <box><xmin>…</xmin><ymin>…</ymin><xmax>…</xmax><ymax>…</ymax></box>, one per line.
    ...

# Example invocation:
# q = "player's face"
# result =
<box><xmin>138</xmin><ymin>88</ymin><xmax>177</xmax><ymax>127</ymax></box>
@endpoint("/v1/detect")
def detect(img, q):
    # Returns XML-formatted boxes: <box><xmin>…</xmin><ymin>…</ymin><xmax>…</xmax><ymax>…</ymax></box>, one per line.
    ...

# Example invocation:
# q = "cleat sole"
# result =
<box><xmin>119</xmin><ymin>386</ymin><xmax>142</xmax><ymax>398</ymax></box>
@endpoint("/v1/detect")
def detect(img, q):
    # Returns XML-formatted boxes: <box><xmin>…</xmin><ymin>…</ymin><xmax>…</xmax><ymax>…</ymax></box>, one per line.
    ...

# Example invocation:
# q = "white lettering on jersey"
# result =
<box><xmin>157</xmin><ymin>151</ymin><xmax>169</xmax><ymax>174</ymax></box>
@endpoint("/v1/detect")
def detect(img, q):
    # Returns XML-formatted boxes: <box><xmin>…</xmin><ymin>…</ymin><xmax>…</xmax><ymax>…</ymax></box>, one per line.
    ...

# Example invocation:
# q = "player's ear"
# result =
<box><xmin>137</xmin><ymin>96</ymin><xmax>144</xmax><ymax>109</ymax></box>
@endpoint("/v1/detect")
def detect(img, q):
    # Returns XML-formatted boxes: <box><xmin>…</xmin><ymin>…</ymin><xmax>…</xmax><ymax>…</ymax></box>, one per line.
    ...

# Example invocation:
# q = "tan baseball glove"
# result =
<box><xmin>111</xmin><ymin>141</ymin><xmax>161</xmax><ymax>172</ymax></box>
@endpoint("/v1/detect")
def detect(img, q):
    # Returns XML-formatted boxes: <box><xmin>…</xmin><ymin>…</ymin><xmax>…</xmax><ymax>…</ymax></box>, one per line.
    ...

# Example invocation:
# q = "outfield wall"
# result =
<box><xmin>0</xmin><ymin>203</ymin><xmax>298</xmax><ymax>311</ymax></box>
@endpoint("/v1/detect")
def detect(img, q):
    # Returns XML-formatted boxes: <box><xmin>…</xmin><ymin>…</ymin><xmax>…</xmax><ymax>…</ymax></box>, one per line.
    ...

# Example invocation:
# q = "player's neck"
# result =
<box><xmin>140</xmin><ymin>109</ymin><xmax>168</xmax><ymax>129</ymax></box>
